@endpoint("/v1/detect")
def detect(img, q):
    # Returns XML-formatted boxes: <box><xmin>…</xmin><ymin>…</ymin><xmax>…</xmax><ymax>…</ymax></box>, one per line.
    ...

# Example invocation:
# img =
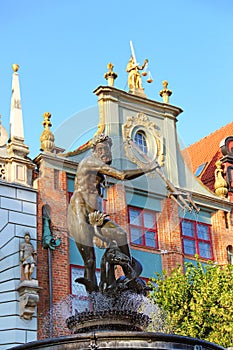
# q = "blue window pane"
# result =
<box><xmin>144</xmin><ymin>212</ymin><xmax>155</xmax><ymax>229</ymax></box>
<box><xmin>145</xmin><ymin>230</ymin><xmax>156</xmax><ymax>248</ymax></box>
<box><xmin>183</xmin><ymin>239</ymin><xmax>196</xmax><ymax>255</ymax></box>
<box><xmin>198</xmin><ymin>242</ymin><xmax>211</xmax><ymax>259</ymax></box>
<box><xmin>195</xmin><ymin>163</ymin><xmax>207</xmax><ymax>177</ymax></box>
<box><xmin>129</xmin><ymin>208</ymin><xmax>141</xmax><ymax>226</ymax></box>
<box><xmin>67</xmin><ymin>175</ymin><xmax>75</xmax><ymax>192</ymax></box>
<box><xmin>131</xmin><ymin>227</ymin><xmax>143</xmax><ymax>245</ymax></box>
<box><xmin>182</xmin><ymin>221</ymin><xmax>194</xmax><ymax>237</ymax></box>
<box><xmin>134</xmin><ymin>131</ymin><xmax>147</xmax><ymax>154</ymax></box>
<box><xmin>197</xmin><ymin>224</ymin><xmax>210</xmax><ymax>240</ymax></box>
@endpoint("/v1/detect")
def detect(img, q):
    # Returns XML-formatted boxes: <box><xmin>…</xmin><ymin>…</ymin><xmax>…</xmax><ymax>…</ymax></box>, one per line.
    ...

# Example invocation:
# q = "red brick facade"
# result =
<box><xmin>106</xmin><ymin>183</ymin><xmax>129</xmax><ymax>233</ymax></box>
<box><xmin>36</xmin><ymin>160</ymin><xmax>70</xmax><ymax>339</ymax></box>
<box><xmin>34</xmin><ymin>123</ymin><xmax>233</xmax><ymax>339</ymax></box>
<box><xmin>211</xmin><ymin>210</ymin><xmax>232</xmax><ymax>265</ymax></box>
<box><xmin>183</xmin><ymin>122</ymin><xmax>233</xmax><ymax>197</ymax></box>
<box><xmin>157</xmin><ymin>198</ymin><xmax>184</xmax><ymax>272</ymax></box>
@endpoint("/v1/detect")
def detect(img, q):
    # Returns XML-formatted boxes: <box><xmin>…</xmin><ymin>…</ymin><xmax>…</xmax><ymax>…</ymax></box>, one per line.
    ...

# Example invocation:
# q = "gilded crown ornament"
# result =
<box><xmin>104</xmin><ymin>62</ymin><xmax>118</xmax><ymax>87</ymax></box>
<box><xmin>40</xmin><ymin>112</ymin><xmax>55</xmax><ymax>153</ymax></box>
<box><xmin>159</xmin><ymin>80</ymin><xmax>172</xmax><ymax>103</ymax></box>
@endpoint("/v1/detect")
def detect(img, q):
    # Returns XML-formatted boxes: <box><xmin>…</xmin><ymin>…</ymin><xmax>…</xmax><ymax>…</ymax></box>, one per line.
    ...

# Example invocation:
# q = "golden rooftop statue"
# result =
<box><xmin>126</xmin><ymin>41</ymin><xmax>152</xmax><ymax>97</ymax></box>
<box><xmin>40</xmin><ymin>112</ymin><xmax>55</xmax><ymax>153</ymax></box>
<box><xmin>159</xmin><ymin>80</ymin><xmax>172</xmax><ymax>103</ymax></box>
<box><xmin>104</xmin><ymin>62</ymin><xmax>118</xmax><ymax>87</ymax></box>
<box><xmin>12</xmin><ymin>63</ymin><xmax>19</xmax><ymax>72</ymax></box>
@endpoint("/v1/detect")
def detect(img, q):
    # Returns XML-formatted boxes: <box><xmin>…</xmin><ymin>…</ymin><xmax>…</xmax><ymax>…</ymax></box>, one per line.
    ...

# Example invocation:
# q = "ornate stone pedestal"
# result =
<box><xmin>17</xmin><ymin>280</ymin><xmax>41</xmax><ymax>320</ymax></box>
<box><xmin>8</xmin><ymin>331</ymin><xmax>225</xmax><ymax>350</ymax></box>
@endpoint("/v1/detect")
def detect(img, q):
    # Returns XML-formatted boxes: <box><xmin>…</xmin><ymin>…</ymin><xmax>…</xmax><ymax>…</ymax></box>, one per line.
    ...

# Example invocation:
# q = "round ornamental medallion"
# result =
<box><xmin>122</xmin><ymin>113</ymin><xmax>164</xmax><ymax>168</ymax></box>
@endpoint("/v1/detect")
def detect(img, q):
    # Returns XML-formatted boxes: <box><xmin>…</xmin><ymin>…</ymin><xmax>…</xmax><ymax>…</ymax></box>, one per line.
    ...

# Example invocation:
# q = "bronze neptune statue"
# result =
<box><xmin>68</xmin><ymin>134</ymin><xmax>157</xmax><ymax>294</ymax></box>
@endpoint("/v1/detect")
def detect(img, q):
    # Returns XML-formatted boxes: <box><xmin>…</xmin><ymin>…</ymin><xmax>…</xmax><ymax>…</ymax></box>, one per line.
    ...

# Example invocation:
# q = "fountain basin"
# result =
<box><xmin>9</xmin><ymin>331</ymin><xmax>225</xmax><ymax>350</ymax></box>
<box><xmin>66</xmin><ymin>309</ymin><xmax>150</xmax><ymax>333</ymax></box>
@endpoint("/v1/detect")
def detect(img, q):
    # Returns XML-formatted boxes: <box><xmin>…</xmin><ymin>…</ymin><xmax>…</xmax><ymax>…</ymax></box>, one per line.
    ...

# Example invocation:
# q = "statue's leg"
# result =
<box><xmin>100</xmin><ymin>250</ymin><xmax>116</xmax><ymax>293</ymax></box>
<box><xmin>76</xmin><ymin>242</ymin><xmax>97</xmax><ymax>288</ymax></box>
<box><xmin>24</xmin><ymin>264</ymin><xmax>29</xmax><ymax>280</ymax></box>
<box><xmin>68</xmin><ymin>192</ymin><xmax>98</xmax><ymax>288</ymax></box>
<box><xmin>29</xmin><ymin>263</ymin><xmax>35</xmax><ymax>280</ymax></box>
<box><xmin>73</xmin><ymin>220</ymin><xmax>97</xmax><ymax>285</ymax></box>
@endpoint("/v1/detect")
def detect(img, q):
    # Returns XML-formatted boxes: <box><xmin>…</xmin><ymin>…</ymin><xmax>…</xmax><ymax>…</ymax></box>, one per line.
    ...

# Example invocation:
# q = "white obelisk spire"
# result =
<box><xmin>10</xmin><ymin>64</ymin><xmax>24</xmax><ymax>141</ymax></box>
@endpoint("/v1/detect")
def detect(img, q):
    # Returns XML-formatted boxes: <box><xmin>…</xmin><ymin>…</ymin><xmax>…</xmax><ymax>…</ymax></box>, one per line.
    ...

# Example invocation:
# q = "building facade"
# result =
<box><xmin>0</xmin><ymin>62</ymin><xmax>232</xmax><ymax>348</ymax></box>
<box><xmin>0</xmin><ymin>66</ymin><xmax>37</xmax><ymax>349</ymax></box>
<box><xmin>183</xmin><ymin>122</ymin><xmax>233</xmax><ymax>202</ymax></box>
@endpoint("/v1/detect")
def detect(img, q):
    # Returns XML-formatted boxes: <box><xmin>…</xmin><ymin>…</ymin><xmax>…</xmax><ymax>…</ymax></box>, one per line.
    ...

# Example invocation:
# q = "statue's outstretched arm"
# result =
<box><xmin>97</xmin><ymin>161</ymin><xmax>158</xmax><ymax>181</ymax></box>
<box><xmin>137</xmin><ymin>59</ymin><xmax>148</xmax><ymax>70</ymax></box>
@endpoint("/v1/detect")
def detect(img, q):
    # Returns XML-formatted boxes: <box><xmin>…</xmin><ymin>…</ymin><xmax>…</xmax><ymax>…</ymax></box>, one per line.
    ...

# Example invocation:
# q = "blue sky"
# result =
<box><xmin>0</xmin><ymin>0</ymin><xmax>233</xmax><ymax>158</ymax></box>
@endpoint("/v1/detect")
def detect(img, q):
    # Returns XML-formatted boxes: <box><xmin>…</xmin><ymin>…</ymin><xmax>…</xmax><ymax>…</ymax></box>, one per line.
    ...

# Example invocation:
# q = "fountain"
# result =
<box><xmin>9</xmin><ymin>134</ymin><xmax>225</xmax><ymax>350</ymax></box>
<box><xmin>9</xmin><ymin>288</ymin><xmax>225</xmax><ymax>350</ymax></box>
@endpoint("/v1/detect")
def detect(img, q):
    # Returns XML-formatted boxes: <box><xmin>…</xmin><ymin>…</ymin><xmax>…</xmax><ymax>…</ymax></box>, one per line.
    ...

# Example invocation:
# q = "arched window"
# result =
<box><xmin>42</xmin><ymin>204</ymin><xmax>51</xmax><ymax>219</ymax></box>
<box><xmin>227</xmin><ymin>245</ymin><xmax>233</xmax><ymax>264</ymax></box>
<box><xmin>134</xmin><ymin>130</ymin><xmax>148</xmax><ymax>154</ymax></box>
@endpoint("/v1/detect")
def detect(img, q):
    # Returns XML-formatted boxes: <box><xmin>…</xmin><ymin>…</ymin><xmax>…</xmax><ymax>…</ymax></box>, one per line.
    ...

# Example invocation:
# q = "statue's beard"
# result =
<box><xmin>101</xmin><ymin>155</ymin><xmax>112</xmax><ymax>164</ymax></box>
<box><xmin>93</xmin><ymin>151</ymin><xmax>112</xmax><ymax>164</ymax></box>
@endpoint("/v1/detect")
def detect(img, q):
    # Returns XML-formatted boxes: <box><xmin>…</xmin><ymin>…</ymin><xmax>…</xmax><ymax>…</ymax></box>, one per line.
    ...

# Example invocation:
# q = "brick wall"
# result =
<box><xmin>106</xmin><ymin>183</ymin><xmax>129</xmax><ymax>279</ymax></box>
<box><xmin>211</xmin><ymin>210</ymin><xmax>232</xmax><ymax>265</ymax></box>
<box><xmin>157</xmin><ymin>198</ymin><xmax>184</xmax><ymax>272</ymax></box>
<box><xmin>36</xmin><ymin>163</ymin><xmax>70</xmax><ymax>339</ymax></box>
<box><xmin>106</xmin><ymin>183</ymin><xmax>129</xmax><ymax>234</ymax></box>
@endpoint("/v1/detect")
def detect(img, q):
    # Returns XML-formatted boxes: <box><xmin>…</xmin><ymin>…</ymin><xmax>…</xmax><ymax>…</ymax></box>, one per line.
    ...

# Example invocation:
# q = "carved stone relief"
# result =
<box><xmin>122</xmin><ymin>113</ymin><xmax>164</xmax><ymax>168</ymax></box>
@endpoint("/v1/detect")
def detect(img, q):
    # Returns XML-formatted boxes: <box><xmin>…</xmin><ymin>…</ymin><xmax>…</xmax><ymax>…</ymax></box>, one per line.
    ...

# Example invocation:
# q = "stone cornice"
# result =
<box><xmin>93</xmin><ymin>85</ymin><xmax>183</xmax><ymax>119</ymax></box>
<box><xmin>0</xmin><ymin>178</ymin><xmax>37</xmax><ymax>192</ymax></box>
<box><xmin>188</xmin><ymin>189</ymin><xmax>233</xmax><ymax>211</ymax></box>
<box><xmin>33</xmin><ymin>152</ymin><xmax>78</xmax><ymax>173</ymax></box>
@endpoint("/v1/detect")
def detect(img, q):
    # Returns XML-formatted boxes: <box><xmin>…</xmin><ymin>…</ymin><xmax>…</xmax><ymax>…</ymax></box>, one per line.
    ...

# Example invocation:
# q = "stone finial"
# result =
<box><xmin>159</xmin><ymin>80</ymin><xmax>172</xmax><ymax>103</ymax></box>
<box><xmin>104</xmin><ymin>62</ymin><xmax>118</xmax><ymax>87</ymax></box>
<box><xmin>214</xmin><ymin>160</ymin><xmax>228</xmax><ymax>198</ymax></box>
<box><xmin>40</xmin><ymin>112</ymin><xmax>55</xmax><ymax>153</ymax></box>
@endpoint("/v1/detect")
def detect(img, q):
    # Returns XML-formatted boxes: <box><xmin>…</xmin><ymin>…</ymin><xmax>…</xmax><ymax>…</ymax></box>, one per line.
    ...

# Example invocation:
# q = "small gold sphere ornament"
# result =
<box><xmin>12</xmin><ymin>63</ymin><xmax>19</xmax><ymax>72</ymax></box>
<box><xmin>142</xmin><ymin>71</ymin><xmax>147</xmax><ymax>76</ymax></box>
